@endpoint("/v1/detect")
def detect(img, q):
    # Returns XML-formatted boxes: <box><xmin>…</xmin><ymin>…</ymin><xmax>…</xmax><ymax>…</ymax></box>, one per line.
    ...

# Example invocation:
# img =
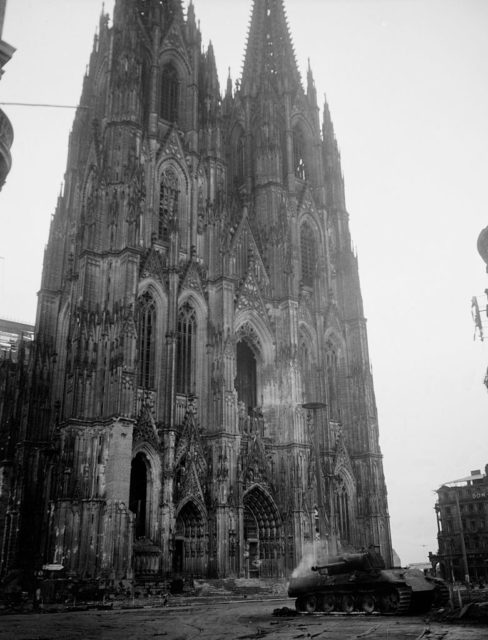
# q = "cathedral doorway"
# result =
<box><xmin>235</xmin><ymin>340</ymin><xmax>257</xmax><ymax>414</ymax></box>
<box><xmin>244</xmin><ymin>506</ymin><xmax>259</xmax><ymax>577</ymax></box>
<box><xmin>243</xmin><ymin>486</ymin><xmax>283</xmax><ymax>578</ymax></box>
<box><xmin>130</xmin><ymin>450</ymin><xmax>162</xmax><ymax>577</ymax></box>
<box><xmin>174</xmin><ymin>500</ymin><xmax>207</xmax><ymax>576</ymax></box>
<box><xmin>129</xmin><ymin>452</ymin><xmax>148</xmax><ymax>538</ymax></box>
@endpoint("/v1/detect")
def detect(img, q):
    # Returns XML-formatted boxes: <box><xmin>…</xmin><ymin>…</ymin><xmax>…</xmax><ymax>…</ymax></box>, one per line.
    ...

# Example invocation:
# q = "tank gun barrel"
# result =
<box><xmin>310</xmin><ymin>552</ymin><xmax>380</xmax><ymax>575</ymax></box>
<box><xmin>311</xmin><ymin>562</ymin><xmax>345</xmax><ymax>572</ymax></box>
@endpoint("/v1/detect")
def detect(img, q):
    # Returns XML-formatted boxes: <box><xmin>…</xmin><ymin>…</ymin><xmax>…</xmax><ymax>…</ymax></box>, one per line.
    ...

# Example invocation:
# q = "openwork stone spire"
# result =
<box><xmin>241</xmin><ymin>0</ymin><xmax>301</xmax><ymax>95</ymax></box>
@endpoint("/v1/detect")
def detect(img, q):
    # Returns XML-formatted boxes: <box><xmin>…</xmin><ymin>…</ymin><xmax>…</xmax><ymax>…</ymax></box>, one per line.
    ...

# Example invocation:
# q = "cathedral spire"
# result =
<box><xmin>241</xmin><ymin>0</ymin><xmax>301</xmax><ymax>96</ymax></box>
<box><xmin>307</xmin><ymin>58</ymin><xmax>318</xmax><ymax>108</ymax></box>
<box><xmin>187</xmin><ymin>0</ymin><xmax>197</xmax><ymax>37</ymax></box>
<box><xmin>226</xmin><ymin>67</ymin><xmax>233</xmax><ymax>98</ymax></box>
<box><xmin>203</xmin><ymin>40</ymin><xmax>220</xmax><ymax>113</ymax></box>
<box><xmin>322</xmin><ymin>93</ymin><xmax>336</xmax><ymax>142</ymax></box>
<box><xmin>322</xmin><ymin>94</ymin><xmax>346</xmax><ymax>210</ymax></box>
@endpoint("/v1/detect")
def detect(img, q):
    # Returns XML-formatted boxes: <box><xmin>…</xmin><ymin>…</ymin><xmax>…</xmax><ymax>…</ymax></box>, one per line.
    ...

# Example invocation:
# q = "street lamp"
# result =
<box><xmin>302</xmin><ymin>402</ymin><xmax>328</xmax><ymax>560</ymax></box>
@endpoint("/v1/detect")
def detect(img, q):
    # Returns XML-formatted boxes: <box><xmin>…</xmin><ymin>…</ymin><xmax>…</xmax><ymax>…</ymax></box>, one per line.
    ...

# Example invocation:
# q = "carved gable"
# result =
<box><xmin>174</xmin><ymin>403</ymin><xmax>208</xmax><ymax>505</ymax></box>
<box><xmin>134</xmin><ymin>401</ymin><xmax>161</xmax><ymax>450</ymax></box>
<box><xmin>160</xmin><ymin>21</ymin><xmax>190</xmax><ymax>69</ymax></box>
<box><xmin>297</xmin><ymin>183</ymin><xmax>316</xmax><ymax>217</ymax></box>
<box><xmin>241</xmin><ymin>434</ymin><xmax>271</xmax><ymax>488</ymax></box>
<box><xmin>333</xmin><ymin>434</ymin><xmax>355</xmax><ymax>487</ymax></box>
<box><xmin>177</xmin><ymin>459</ymin><xmax>205</xmax><ymax>505</ymax></box>
<box><xmin>230</xmin><ymin>217</ymin><xmax>270</xmax><ymax>291</ymax></box>
<box><xmin>140</xmin><ymin>246</ymin><xmax>166</xmax><ymax>285</ymax></box>
<box><xmin>179</xmin><ymin>258</ymin><xmax>207</xmax><ymax>299</ymax></box>
<box><xmin>157</xmin><ymin>127</ymin><xmax>186</xmax><ymax>165</ymax></box>
<box><xmin>235</xmin><ymin>266</ymin><xmax>269</xmax><ymax>324</ymax></box>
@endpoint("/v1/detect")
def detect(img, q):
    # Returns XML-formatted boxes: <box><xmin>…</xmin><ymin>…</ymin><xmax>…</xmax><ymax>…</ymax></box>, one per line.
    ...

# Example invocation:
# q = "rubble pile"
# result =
<box><xmin>0</xmin><ymin>574</ymin><xmax>289</xmax><ymax>615</ymax></box>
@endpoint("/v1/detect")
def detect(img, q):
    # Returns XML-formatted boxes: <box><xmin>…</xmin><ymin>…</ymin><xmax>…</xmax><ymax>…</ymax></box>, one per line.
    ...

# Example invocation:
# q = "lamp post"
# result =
<box><xmin>303</xmin><ymin>402</ymin><xmax>328</xmax><ymax>561</ymax></box>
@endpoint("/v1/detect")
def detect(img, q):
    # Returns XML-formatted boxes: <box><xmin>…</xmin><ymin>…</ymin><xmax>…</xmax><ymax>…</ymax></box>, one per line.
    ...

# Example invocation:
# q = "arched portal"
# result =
<box><xmin>129</xmin><ymin>452</ymin><xmax>148</xmax><ymax>538</ymax></box>
<box><xmin>129</xmin><ymin>447</ymin><xmax>163</xmax><ymax>577</ymax></box>
<box><xmin>174</xmin><ymin>500</ymin><xmax>207</xmax><ymax>576</ymax></box>
<box><xmin>243</xmin><ymin>486</ymin><xmax>283</xmax><ymax>578</ymax></box>
<box><xmin>235</xmin><ymin>340</ymin><xmax>257</xmax><ymax>415</ymax></box>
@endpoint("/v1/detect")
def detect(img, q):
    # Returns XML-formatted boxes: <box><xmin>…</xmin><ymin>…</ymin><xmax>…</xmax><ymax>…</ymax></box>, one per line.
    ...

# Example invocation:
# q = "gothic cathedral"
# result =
<box><xmin>2</xmin><ymin>0</ymin><xmax>392</xmax><ymax>582</ymax></box>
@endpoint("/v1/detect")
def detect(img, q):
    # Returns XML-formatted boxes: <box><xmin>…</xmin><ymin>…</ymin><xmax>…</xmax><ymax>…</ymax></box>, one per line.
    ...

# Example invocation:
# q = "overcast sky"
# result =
<box><xmin>1</xmin><ymin>0</ymin><xmax>488</xmax><ymax>566</ymax></box>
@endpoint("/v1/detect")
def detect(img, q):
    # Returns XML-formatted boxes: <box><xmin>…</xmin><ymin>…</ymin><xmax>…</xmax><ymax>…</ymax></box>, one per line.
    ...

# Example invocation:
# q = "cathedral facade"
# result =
<box><xmin>1</xmin><ymin>0</ymin><xmax>392</xmax><ymax>582</ymax></box>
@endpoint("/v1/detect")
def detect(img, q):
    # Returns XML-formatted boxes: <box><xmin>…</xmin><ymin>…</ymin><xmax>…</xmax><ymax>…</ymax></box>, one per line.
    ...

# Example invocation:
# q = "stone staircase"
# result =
<box><xmin>193</xmin><ymin>577</ymin><xmax>288</xmax><ymax>599</ymax></box>
<box><xmin>133</xmin><ymin>576</ymin><xmax>289</xmax><ymax>602</ymax></box>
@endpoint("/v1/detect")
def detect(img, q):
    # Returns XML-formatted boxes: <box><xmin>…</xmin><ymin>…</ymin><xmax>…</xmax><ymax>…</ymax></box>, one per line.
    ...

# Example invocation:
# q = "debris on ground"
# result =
<box><xmin>431</xmin><ymin>600</ymin><xmax>488</xmax><ymax>624</ymax></box>
<box><xmin>272</xmin><ymin>606</ymin><xmax>299</xmax><ymax>617</ymax></box>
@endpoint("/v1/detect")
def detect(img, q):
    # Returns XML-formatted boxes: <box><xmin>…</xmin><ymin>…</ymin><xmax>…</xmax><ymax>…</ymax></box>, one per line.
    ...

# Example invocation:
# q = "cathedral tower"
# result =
<box><xmin>2</xmin><ymin>0</ymin><xmax>392</xmax><ymax>583</ymax></box>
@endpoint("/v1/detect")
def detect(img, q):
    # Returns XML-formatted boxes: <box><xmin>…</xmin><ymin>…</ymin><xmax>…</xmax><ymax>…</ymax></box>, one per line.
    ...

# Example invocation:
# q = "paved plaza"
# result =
<box><xmin>0</xmin><ymin>599</ymin><xmax>487</xmax><ymax>640</ymax></box>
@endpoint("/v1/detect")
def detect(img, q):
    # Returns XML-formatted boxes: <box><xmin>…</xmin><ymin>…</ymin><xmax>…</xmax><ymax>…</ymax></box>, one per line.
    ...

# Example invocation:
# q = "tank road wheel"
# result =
<box><xmin>379</xmin><ymin>587</ymin><xmax>411</xmax><ymax>615</ymax></box>
<box><xmin>379</xmin><ymin>589</ymin><xmax>400</xmax><ymax>614</ymax></box>
<box><xmin>432</xmin><ymin>582</ymin><xmax>450</xmax><ymax>608</ymax></box>
<box><xmin>295</xmin><ymin>596</ymin><xmax>306</xmax><ymax>612</ymax></box>
<box><xmin>341</xmin><ymin>593</ymin><xmax>355</xmax><ymax>613</ymax></box>
<box><xmin>360</xmin><ymin>593</ymin><xmax>375</xmax><ymax>614</ymax></box>
<box><xmin>322</xmin><ymin>593</ymin><xmax>335</xmax><ymax>613</ymax></box>
<box><xmin>304</xmin><ymin>594</ymin><xmax>318</xmax><ymax>613</ymax></box>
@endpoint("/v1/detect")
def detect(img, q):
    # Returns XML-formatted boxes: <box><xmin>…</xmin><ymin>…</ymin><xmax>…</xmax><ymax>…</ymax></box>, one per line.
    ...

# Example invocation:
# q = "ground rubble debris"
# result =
<box><xmin>0</xmin><ymin>575</ymin><xmax>289</xmax><ymax>615</ymax></box>
<box><xmin>272</xmin><ymin>606</ymin><xmax>299</xmax><ymax>617</ymax></box>
<box><xmin>430</xmin><ymin>600</ymin><xmax>488</xmax><ymax>625</ymax></box>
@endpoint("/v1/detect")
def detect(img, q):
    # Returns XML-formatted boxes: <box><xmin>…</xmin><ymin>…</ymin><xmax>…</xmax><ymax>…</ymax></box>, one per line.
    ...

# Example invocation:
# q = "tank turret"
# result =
<box><xmin>288</xmin><ymin>550</ymin><xmax>449</xmax><ymax>615</ymax></box>
<box><xmin>311</xmin><ymin>550</ymin><xmax>385</xmax><ymax>576</ymax></box>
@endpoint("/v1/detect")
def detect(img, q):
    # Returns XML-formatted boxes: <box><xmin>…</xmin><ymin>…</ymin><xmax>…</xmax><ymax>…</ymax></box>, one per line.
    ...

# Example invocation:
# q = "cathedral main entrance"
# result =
<box><xmin>243</xmin><ymin>486</ymin><xmax>284</xmax><ymax>578</ymax></box>
<box><xmin>129</xmin><ymin>453</ymin><xmax>148</xmax><ymax>538</ymax></box>
<box><xmin>129</xmin><ymin>451</ymin><xmax>162</xmax><ymax>577</ymax></box>
<box><xmin>173</xmin><ymin>500</ymin><xmax>207</xmax><ymax>576</ymax></box>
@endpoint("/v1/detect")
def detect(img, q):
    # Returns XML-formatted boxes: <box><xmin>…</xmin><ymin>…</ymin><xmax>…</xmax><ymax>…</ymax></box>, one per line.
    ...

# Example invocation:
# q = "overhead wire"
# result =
<box><xmin>0</xmin><ymin>102</ymin><xmax>90</xmax><ymax>109</ymax></box>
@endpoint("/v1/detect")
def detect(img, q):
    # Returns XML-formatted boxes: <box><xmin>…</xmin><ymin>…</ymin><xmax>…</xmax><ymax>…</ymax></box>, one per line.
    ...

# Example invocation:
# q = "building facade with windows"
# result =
<box><xmin>0</xmin><ymin>319</ymin><xmax>34</xmax><ymax>362</ymax></box>
<box><xmin>434</xmin><ymin>467</ymin><xmax>488</xmax><ymax>583</ymax></box>
<box><xmin>0</xmin><ymin>319</ymin><xmax>33</xmax><ymax>575</ymax></box>
<box><xmin>2</xmin><ymin>0</ymin><xmax>392</xmax><ymax>583</ymax></box>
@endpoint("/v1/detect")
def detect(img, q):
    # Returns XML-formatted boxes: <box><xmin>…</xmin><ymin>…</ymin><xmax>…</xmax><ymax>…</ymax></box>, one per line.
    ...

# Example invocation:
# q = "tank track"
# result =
<box><xmin>432</xmin><ymin>581</ymin><xmax>450</xmax><ymax>608</ymax></box>
<box><xmin>378</xmin><ymin>586</ymin><xmax>412</xmax><ymax>615</ymax></box>
<box><xmin>295</xmin><ymin>585</ymin><xmax>413</xmax><ymax>615</ymax></box>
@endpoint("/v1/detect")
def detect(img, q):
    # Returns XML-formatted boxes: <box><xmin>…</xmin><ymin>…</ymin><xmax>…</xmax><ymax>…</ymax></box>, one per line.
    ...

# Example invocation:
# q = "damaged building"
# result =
<box><xmin>1</xmin><ymin>0</ymin><xmax>392</xmax><ymax>583</ymax></box>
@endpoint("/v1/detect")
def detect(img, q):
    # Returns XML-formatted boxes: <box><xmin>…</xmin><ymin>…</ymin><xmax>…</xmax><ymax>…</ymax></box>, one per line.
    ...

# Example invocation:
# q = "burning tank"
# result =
<box><xmin>288</xmin><ymin>549</ymin><xmax>449</xmax><ymax>615</ymax></box>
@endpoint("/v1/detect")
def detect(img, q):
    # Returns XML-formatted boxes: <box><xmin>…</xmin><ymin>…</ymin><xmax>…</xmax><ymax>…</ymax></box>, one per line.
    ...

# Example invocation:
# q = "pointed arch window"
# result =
<box><xmin>231</xmin><ymin>126</ymin><xmax>246</xmax><ymax>186</ymax></box>
<box><xmin>235</xmin><ymin>340</ymin><xmax>257</xmax><ymax>415</ymax></box>
<box><xmin>300</xmin><ymin>223</ymin><xmax>316</xmax><ymax>286</ymax></box>
<box><xmin>158</xmin><ymin>167</ymin><xmax>179</xmax><ymax>242</ymax></box>
<box><xmin>298</xmin><ymin>332</ymin><xmax>314</xmax><ymax>403</ymax></box>
<box><xmin>293</xmin><ymin>126</ymin><xmax>307</xmax><ymax>180</ymax></box>
<box><xmin>281</xmin><ymin>128</ymin><xmax>288</xmax><ymax>182</ymax></box>
<box><xmin>137</xmin><ymin>292</ymin><xmax>156</xmax><ymax>388</ymax></box>
<box><xmin>326</xmin><ymin>339</ymin><xmax>339</xmax><ymax>421</ymax></box>
<box><xmin>335</xmin><ymin>482</ymin><xmax>351</xmax><ymax>542</ymax></box>
<box><xmin>176</xmin><ymin>302</ymin><xmax>196</xmax><ymax>395</ymax></box>
<box><xmin>161</xmin><ymin>63</ymin><xmax>179</xmax><ymax>122</ymax></box>
<box><xmin>236</xmin><ymin>134</ymin><xmax>245</xmax><ymax>184</ymax></box>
